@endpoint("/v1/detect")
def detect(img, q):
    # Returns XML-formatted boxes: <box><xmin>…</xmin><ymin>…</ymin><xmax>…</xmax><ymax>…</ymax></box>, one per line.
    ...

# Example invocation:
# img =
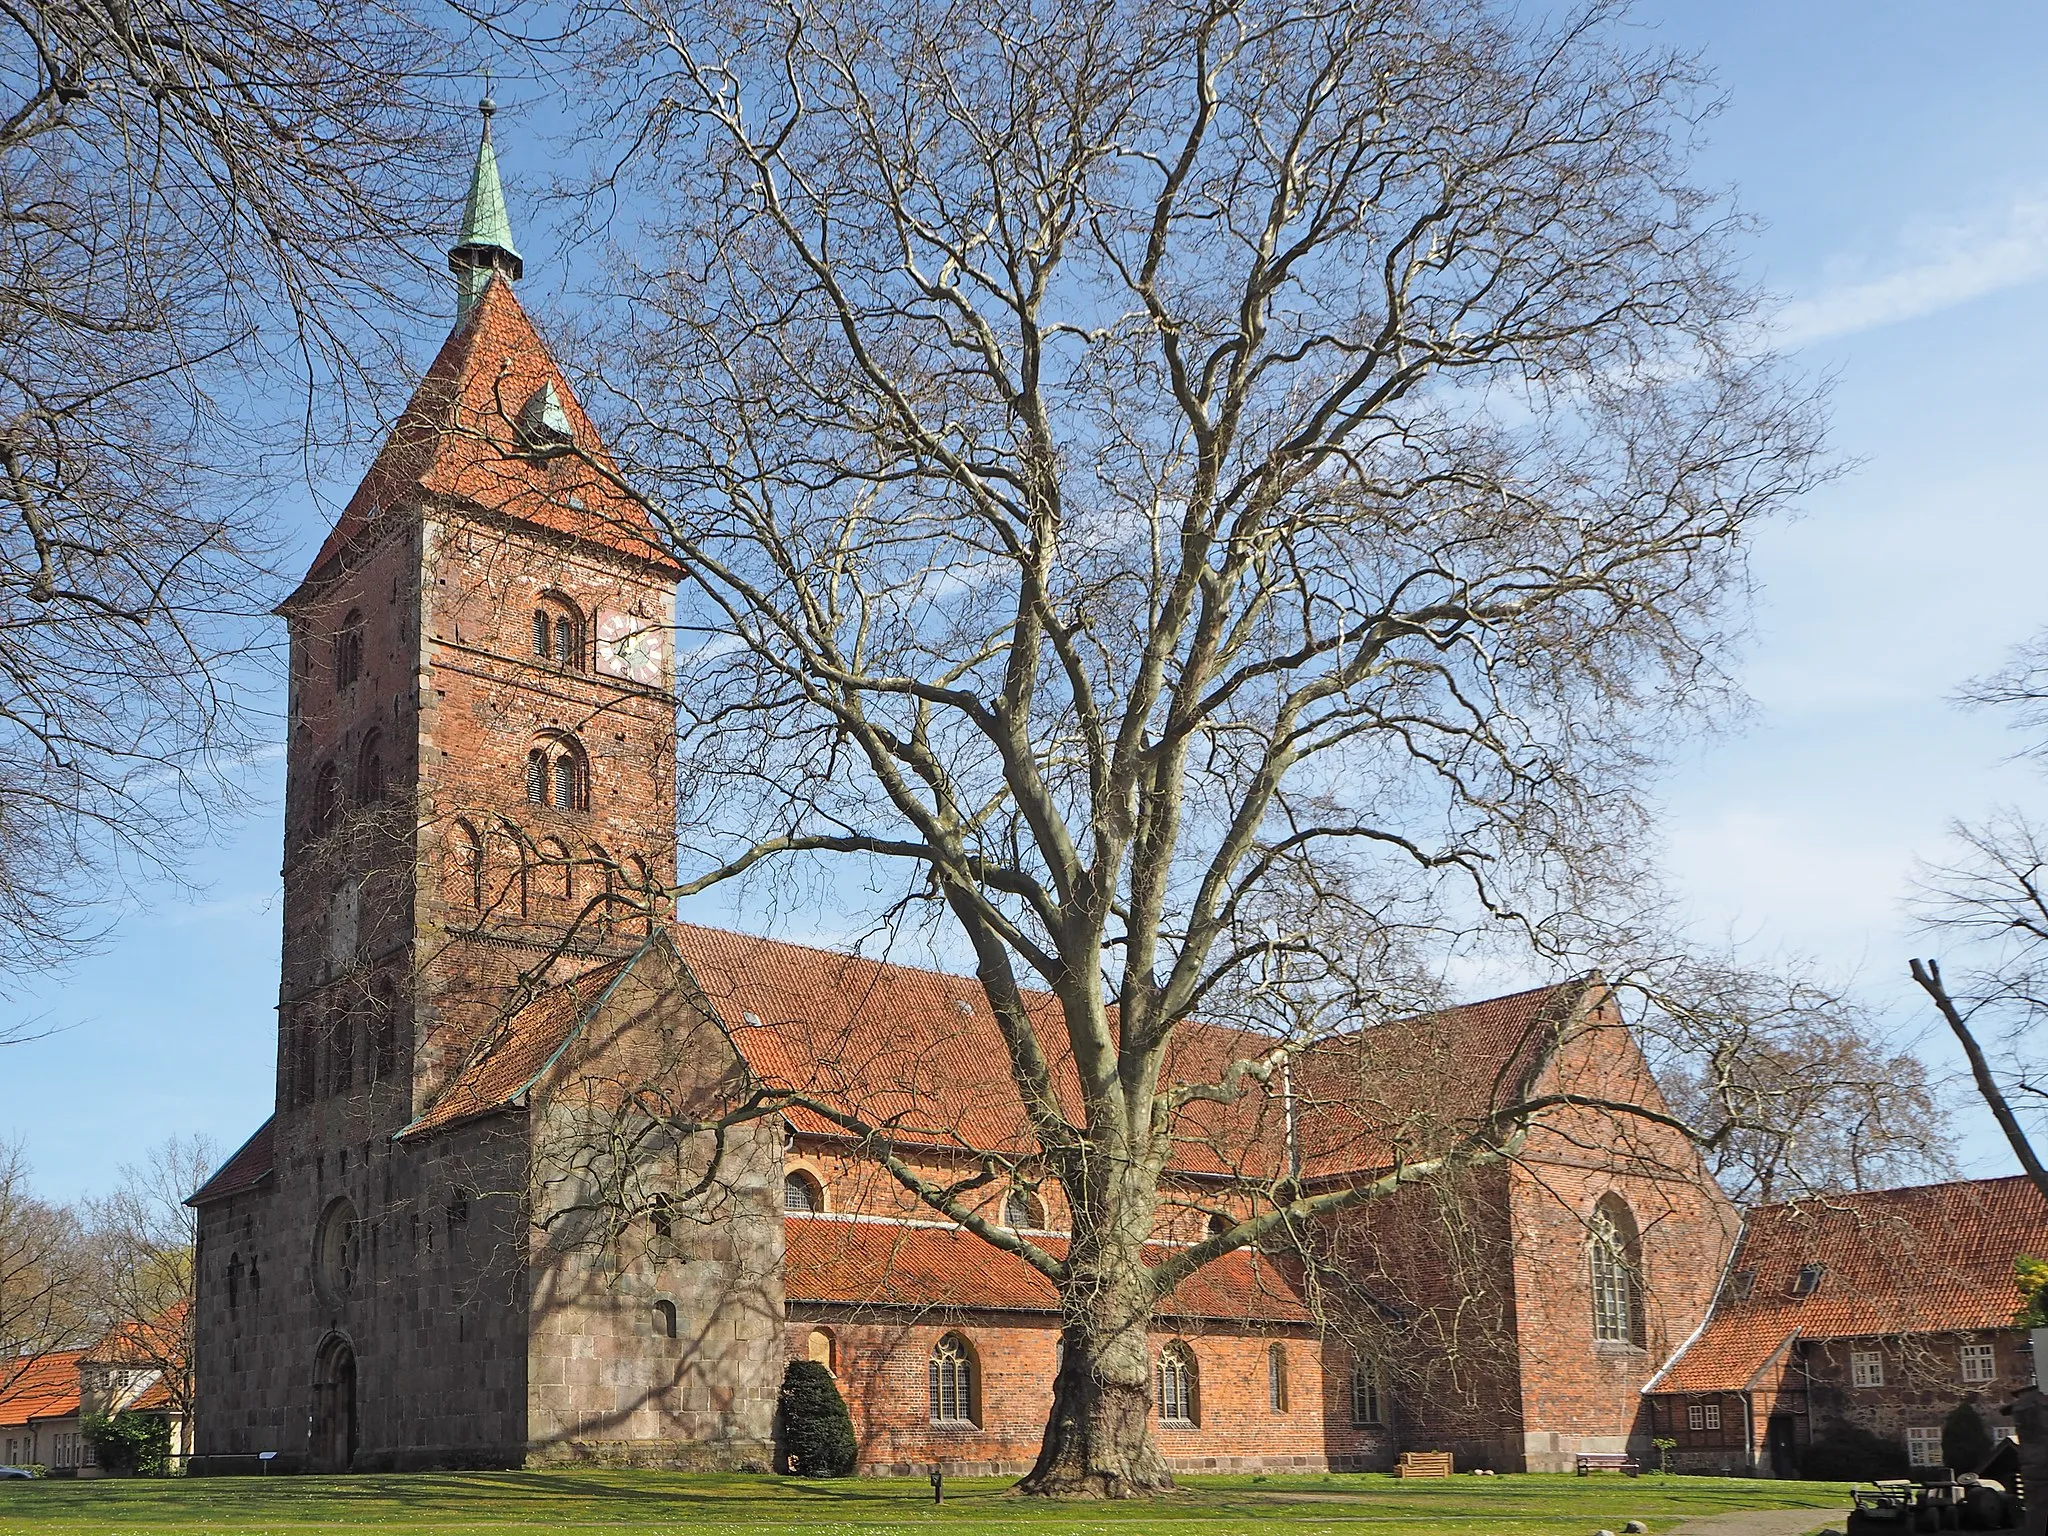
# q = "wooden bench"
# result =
<box><xmin>1575</xmin><ymin>1452</ymin><xmax>1640</xmax><ymax>1477</ymax></box>
<box><xmin>1394</xmin><ymin>1451</ymin><xmax>1454</xmax><ymax>1479</ymax></box>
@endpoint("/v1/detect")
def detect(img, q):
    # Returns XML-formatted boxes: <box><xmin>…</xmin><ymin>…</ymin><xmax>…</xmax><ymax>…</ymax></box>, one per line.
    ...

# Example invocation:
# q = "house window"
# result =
<box><xmin>1727</xmin><ymin>1270</ymin><xmax>1756</xmax><ymax>1301</ymax></box>
<box><xmin>1908</xmin><ymin>1427</ymin><xmax>1942</xmax><ymax>1466</ymax></box>
<box><xmin>1350</xmin><ymin>1359</ymin><xmax>1383</xmax><ymax>1426</ymax></box>
<box><xmin>1792</xmin><ymin>1263</ymin><xmax>1824</xmax><ymax>1297</ymax></box>
<box><xmin>1851</xmin><ymin>1349</ymin><xmax>1884</xmax><ymax>1387</ymax></box>
<box><xmin>1268</xmin><ymin>1343</ymin><xmax>1289</xmax><ymax>1413</ymax></box>
<box><xmin>783</xmin><ymin>1170</ymin><xmax>823</xmax><ymax>1213</ymax></box>
<box><xmin>1589</xmin><ymin>1194</ymin><xmax>1644</xmax><ymax>1347</ymax></box>
<box><xmin>1704</xmin><ymin>1402</ymin><xmax>1721</xmax><ymax>1430</ymax></box>
<box><xmin>1158</xmin><ymin>1342</ymin><xmax>1197</xmax><ymax>1426</ymax></box>
<box><xmin>653</xmin><ymin>1299</ymin><xmax>677</xmax><ymax>1339</ymax></box>
<box><xmin>929</xmin><ymin>1334</ymin><xmax>976</xmax><ymax>1424</ymax></box>
<box><xmin>1962</xmin><ymin>1343</ymin><xmax>1996</xmax><ymax>1383</ymax></box>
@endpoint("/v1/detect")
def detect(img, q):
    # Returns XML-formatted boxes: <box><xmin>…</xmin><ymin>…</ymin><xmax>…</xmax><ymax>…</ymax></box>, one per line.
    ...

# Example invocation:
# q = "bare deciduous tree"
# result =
<box><xmin>0</xmin><ymin>0</ymin><xmax>468</xmax><ymax>977</ymax></box>
<box><xmin>0</xmin><ymin>1141</ymin><xmax>90</xmax><ymax>1395</ymax></box>
<box><xmin>78</xmin><ymin>1135</ymin><xmax>217</xmax><ymax>1456</ymax></box>
<box><xmin>519</xmin><ymin>0</ymin><xmax>1827</xmax><ymax>1492</ymax></box>
<box><xmin>1912</xmin><ymin>736</ymin><xmax>2048</xmax><ymax>1205</ymax></box>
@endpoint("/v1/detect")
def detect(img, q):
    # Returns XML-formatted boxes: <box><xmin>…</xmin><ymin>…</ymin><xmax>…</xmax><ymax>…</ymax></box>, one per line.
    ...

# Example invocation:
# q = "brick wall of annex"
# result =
<box><xmin>784</xmin><ymin>1311</ymin><xmax>1389</xmax><ymax>1476</ymax></box>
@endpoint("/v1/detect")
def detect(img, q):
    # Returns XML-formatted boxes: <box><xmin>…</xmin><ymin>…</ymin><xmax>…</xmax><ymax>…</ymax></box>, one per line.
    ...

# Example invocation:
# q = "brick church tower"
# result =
<box><xmin>275</xmin><ymin>95</ymin><xmax>681</xmax><ymax>1144</ymax></box>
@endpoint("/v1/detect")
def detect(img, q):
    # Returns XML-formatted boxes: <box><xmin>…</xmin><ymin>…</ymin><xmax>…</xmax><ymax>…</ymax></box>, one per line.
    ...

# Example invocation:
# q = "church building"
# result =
<box><xmin>186</xmin><ymin>107</ymin><xmax>1740</xmax><ymax>1478</ymax></box>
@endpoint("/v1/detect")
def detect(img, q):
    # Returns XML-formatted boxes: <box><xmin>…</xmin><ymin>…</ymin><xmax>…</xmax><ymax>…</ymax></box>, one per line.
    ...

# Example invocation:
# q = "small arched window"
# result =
<box><xmin>1206</xmin><ymin>1211</ymin><xmax>1231</xmax><ymax>1238</ymax></box>
<box><xmin>1268</xmin><ymin>1343</ymin><xmax>1288</xmax><ymax>1412</ymax></box>
<box><xmin>806</xmin><ymin>1328</ymin><xmax>836</xmax><ymax>1373</ymax></box>
<box><xmin>650</xmin><ymin>1194</ymin><xmax>673</xmax><ymax>1240</ymax></box>
<box><xmin>653</xmin><ymin>1299</ymin><xmax>678</xmax><ymax>1339</ymax></box>
<box><xmin>525</xmin><ymin>749</ymin><xmax>548</xmax><ymax>806</ymax></box>
<box><xmin>1004</xmin><ymin>1189</ymin><xmax>1044</xmax><ymax>1229</ymax></box>
<box><xmin>1157</xmin><ymin>1341</ymin><xmax>1197</xmax><ymax>1425</ymax></box>
<box><xmin>552</xmin><ymin>753</ymin><xmax>580</xmax><ymax>811</ymax></box>
<box><xmin>226</xmin><ymin>1252</ymin><xmax>242</xmax><ymax>1314</ymax></box>
<box><xmin>525</xmin><ymin>733</ymin><xmax>588</xmax><ymax>813</ymax></box>
<box><xmin>929</xmin><ymin>1334</ymin><xmax>976</xmax><ymax>1424</ymax></box>
<box><xmin>533</xmin><ymin>596</ymin><xmax>584</xmax><ymax>671</ymax></box>
<box><xmin>1590</xmin><ymin>1193</ymin><xmax>1645</xmax><ymax>1347</ymax></box>
<box><xmin>1350</xmin><ymin>1358</ymin><xmax>1384</xmax><ymax>1425</ymax></box>
<box><xmin>356</xmin><ymin>731</ymin><xmax>385</xmax><ymax>804</ymax></box>
<box><xmin>783</xmin><ymin>1170</ymin><xmax>823</xmax><ymax>1213</ymax></box>
<box><xmin>334</xmin><ymin>610</ymin><xmax>364</xmax><ymax>689</ymax></box>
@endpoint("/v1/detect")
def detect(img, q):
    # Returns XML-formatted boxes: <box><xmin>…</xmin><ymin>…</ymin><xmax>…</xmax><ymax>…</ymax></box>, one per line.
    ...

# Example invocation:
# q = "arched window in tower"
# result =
<box><xmin>1157</xmin><ymin>1342</ymin><xmax>1197</xmax><ymax>1425</ymax></box>
<box><xmin>526</xmin><ymin>749</ymin><xmax>547</xmax><ymax>806</ymax></box>
<box><xmin>525</xmin><ymin>733</ymin><xmax>588</xmax><ymax>813</ymax></box>
<box><xmin>1589</xmin><ymin>1193</ymin><xmax>1645</xmax><ymax>1348</ymax></box>
<box><xmin>532</xmin><ymin>595</ymin><xmax>584</xmax><ymax>671</ymax></box>
<box><xmin>334</xmin><ymin>610</ymin><xmax>364</xmax><ymax>689</ymax></box>
<box><xmin>356</xmin><ymin>732</ymin><xmax>384</xmax><ymax>805</ymax></box>
<box><xmin>552</xmin><ymin>751</ymin><xmax>580</xmax><ymax>811</ymax></box>
<box><xmin>928</xmin><ymin>1334</ymin><xmax>977</xmax><ymax>1424</ymax></box>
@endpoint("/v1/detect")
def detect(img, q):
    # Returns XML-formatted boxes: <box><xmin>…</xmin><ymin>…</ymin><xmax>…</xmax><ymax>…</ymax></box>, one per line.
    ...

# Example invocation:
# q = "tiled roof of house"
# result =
<box><xmin>126</xmin><ymin>1377</ymin><xmax>176</xmax><ymax>1413</ymax></box>
<box><xmin>396</xmin><ymin>923</ymin><xmax>1592</xmax><ymax>1182</ymax></box>
<box><xmin>0</xmin><ymin>1350</ymin><xmax>84</xmax><ymax>1428</ymax></box>
<box><xmin>186</xmin><ymin>1117</ymin><xmax>275</xmax><ymax>1207</ymax></box>
<box><xmin>301</xmin><ymin>275</ymin><xmax>675</xmax><ymax>586</ymax></box>
<box><xmin>1649</xmin><ymin>1175</ymin><xmax>2048</xmax><ymax>1395</ymax></box>
<box><xmin>783</xmin><ymin>1216</ymin><xmax>1313</xmax><ymax>1323</ymax></box>
<box><xmin>87</xmin><ymin>1301</ymin><xmax>189</xmax><ymax>1368</ymax></box>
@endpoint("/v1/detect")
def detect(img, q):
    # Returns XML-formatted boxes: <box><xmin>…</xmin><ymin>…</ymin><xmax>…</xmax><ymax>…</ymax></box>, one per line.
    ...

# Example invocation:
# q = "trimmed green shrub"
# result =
<box><xmin>1801</xmin><ymin>1421</ymin><xmax>1909</xmax><ymax>1482</ymax></box>
<box><xmin>1944</xmin><ymin>1402</ymin><xmax>1995</xmax><ymax>1474</ymax></box>
<box><xmin>81</xmin><ymin>1412</ymin><xmax>171</xmax><ymax>1477</ymax></box>
<box><xmin>776</xmin><ymin>1359</ymin><xmax>856</xmax><ymax>1477</ymax></box>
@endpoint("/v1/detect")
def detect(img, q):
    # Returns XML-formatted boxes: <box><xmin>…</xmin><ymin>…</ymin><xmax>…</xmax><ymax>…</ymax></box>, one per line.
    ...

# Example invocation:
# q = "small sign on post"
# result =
<box><xmin>929</xmin><ymin>1467</ymin><xmax>944</xmax><ymax>1504</ymax></box>
<box><xmin>258</xmin><ymin>1451</ymin><xmax>277</xmax><ymax>1476</ymax></box>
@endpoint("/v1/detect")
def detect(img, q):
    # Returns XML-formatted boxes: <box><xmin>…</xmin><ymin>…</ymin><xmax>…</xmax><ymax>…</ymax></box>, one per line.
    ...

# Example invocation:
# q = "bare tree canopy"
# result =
<box><xmin>530</xmin><ymin>0</ymin><xmax>1826</xmax><ymax>1492</ymax></box>
<box><xmin>0</xmin><ymin>0</ymin><xmax>467</xmax><ymax>977</ymax></box>
<box><xmin>1913</xmin><ymin>668</ymin><xmax>2048</xmax><ymax>1206</ymax></box>
<box><xmin>0</xmin><ymin>1140</ymin><xmax>90</xmax><ymax>1393</ymax></box>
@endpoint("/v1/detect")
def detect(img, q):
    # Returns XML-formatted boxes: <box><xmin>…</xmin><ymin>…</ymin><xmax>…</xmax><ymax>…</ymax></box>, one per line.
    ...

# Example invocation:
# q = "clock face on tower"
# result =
<box><xmin>595</xmin><ymin>609</ymin><xmax>666</xmax><ymax>688</ymax></box>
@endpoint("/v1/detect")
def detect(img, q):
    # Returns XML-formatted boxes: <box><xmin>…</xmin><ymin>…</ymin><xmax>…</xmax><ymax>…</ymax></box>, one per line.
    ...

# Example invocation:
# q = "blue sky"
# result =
<box><xmin>6</xmin><ymin>1</ymin><xmax>2048</xmax><ymax>1201</ymax></box>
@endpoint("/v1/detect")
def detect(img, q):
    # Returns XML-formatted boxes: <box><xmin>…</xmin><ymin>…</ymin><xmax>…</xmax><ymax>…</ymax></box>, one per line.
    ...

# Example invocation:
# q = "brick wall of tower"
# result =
<box><xmin>411</xmin><ymin>508</ymin><xmax>678</xmax><ymax>1107</ymax></box>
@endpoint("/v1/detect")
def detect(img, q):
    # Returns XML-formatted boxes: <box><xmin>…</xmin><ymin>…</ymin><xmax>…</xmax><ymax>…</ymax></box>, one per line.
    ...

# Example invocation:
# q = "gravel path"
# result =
<box><xmin>1666</xmin><ymin>1506</ymin><xmax>1843</xmax><ymax>1536</ymax></box>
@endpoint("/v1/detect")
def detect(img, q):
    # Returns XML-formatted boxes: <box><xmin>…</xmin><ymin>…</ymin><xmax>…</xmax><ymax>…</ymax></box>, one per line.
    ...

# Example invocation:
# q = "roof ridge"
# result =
<box><xmin>1752</xmin><ymin>1172</ymin><xmax>2045</xmax><ymax>1215</ymax></box>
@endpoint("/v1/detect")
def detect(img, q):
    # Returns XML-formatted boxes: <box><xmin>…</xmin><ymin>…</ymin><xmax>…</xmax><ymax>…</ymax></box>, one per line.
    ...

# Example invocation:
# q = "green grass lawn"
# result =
<box><xmin>0</xmin><ymin>1469</ymin><xmax>1855</xmax><ymax>1536</ymax></box>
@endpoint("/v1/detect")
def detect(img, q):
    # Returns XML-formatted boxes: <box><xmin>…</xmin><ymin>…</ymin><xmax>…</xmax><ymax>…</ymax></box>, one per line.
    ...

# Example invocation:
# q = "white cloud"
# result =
<box><xmin>1777</xmin><ymin>193</ymin><xmax>2048</xmax><ymax>345</ymax></box>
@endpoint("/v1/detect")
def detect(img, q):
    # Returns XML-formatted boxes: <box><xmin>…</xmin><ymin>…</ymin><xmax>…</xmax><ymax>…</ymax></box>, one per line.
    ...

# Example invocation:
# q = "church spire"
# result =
<box><xmin>449</xmin><ymin>92</ymin><xmax>523</xmax><ymax>324</ymax></box>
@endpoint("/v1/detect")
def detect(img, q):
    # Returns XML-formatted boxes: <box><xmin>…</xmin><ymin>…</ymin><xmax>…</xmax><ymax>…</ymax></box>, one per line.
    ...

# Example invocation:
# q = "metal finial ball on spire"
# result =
<box><xmin>480</xmin><ymin>93</ymin><xmax>496</xmax><ymax>117</ymax></box>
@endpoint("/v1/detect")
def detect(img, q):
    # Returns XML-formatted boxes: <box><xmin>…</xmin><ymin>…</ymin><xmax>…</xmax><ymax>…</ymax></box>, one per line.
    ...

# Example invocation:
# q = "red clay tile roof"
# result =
<box><xmin>783</xmin><ymin>1216</ymin><xmax>1312</xmax><ymax>1323</ymax></box>
<box><xmin>303</xmin><ymin>276</ymin><xmax>676</xmax><ymax>584</ymax></box>
<box><xmin>125</xmin><ymin>1377</ymin><xmax>176</xmax><ymax>1413</ymax></box>
<box><xmin>88</xmin><ymin>1302</ymin><xmax>189</xmax><ymax>1367</ymax></box>
<box><xmin>187</xmin><ymin>1118</ymin><xmax>275</xmax><ymax>1207</ymax></box>
<box><xmin>0</xmin><ymin>1350</ymin><xmax>83</xmax><ymax>1428</ymax></box>
<box><xmin>399</xmin><ymin>956</ymin><xmax>633</xmax><ymax>1138</ymax></box>
<box><xmin>398</xmin><ymin>924</ymin><xmax>1590</xmax><ymax>1187</ymax></box>
<box><xmin>1649</xmin><ymin>1175</ymin><xmax>2048</xmax><ymax>1395</ymax></box>
<box><xmin>675</xmin><ymin>923</ymin><xmax>1588</xmax><ymax>1178</ymax></box>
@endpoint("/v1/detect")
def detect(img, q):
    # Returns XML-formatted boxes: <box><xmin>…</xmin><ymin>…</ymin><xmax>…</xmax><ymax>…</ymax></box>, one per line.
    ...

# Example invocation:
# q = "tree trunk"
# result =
<box><xmin>1017</xmin><ymin>1274</ymin><xmax>1173</xmax><ymax>1497</ymax></box>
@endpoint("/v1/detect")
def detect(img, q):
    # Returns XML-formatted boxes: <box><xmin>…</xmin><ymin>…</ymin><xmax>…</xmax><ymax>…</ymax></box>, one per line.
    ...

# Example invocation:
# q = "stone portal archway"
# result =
<box><xmin>309</xmin><ymin>1335</ymin><xmax>357</xmax><ymax>1472</ymax></box>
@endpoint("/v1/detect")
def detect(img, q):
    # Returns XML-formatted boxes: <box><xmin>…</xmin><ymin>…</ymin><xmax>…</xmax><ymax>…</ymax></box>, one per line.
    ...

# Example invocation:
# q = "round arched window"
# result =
<box><xmin>313</xmin><ymin>1198</ymin><xmax>360</xmax><ymax>1306</ymax></box>
<box><xmin>783</xmin><ymin>1170</ymin><xmax>824</xmax><ymax>1213</ymax></box>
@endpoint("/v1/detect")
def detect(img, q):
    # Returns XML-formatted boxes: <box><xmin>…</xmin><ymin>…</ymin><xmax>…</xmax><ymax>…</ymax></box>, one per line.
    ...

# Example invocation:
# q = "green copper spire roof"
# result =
<box><xmin>449</xmin><ymin>94</ymin><xmax>523</xmax><ymax>322</ymax></box>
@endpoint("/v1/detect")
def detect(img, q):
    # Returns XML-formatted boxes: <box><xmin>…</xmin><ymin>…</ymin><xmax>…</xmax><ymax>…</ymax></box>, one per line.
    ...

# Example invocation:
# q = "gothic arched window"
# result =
<box><xmin>526</xmin><ymin>749</ymin><xmax>547</xmax><ymax>806</ymax></box>
<box><xmin>309</xmin><ymin>762</ymin><xmax>341</xmax><ymax>838</ymax></box>
<box><xmin>928</xmin><ymin>1334</ymin><xmax>977</xmax><ymax>1424</ymax></box>
<box><xmin>1157</xmin><ymin>1341</ymin><xmax>1197</xmax><ymax>1425</ymax></box>
<box><xmin>1350</xmin><ymin>1358</ymin><xmax>1384</xmax><ymax>1425</ymax></box>
<box><xmin>1590</xmin><ymin>1193</ymin><xmax>1646</xmax><ymax>1348</ymax></box>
